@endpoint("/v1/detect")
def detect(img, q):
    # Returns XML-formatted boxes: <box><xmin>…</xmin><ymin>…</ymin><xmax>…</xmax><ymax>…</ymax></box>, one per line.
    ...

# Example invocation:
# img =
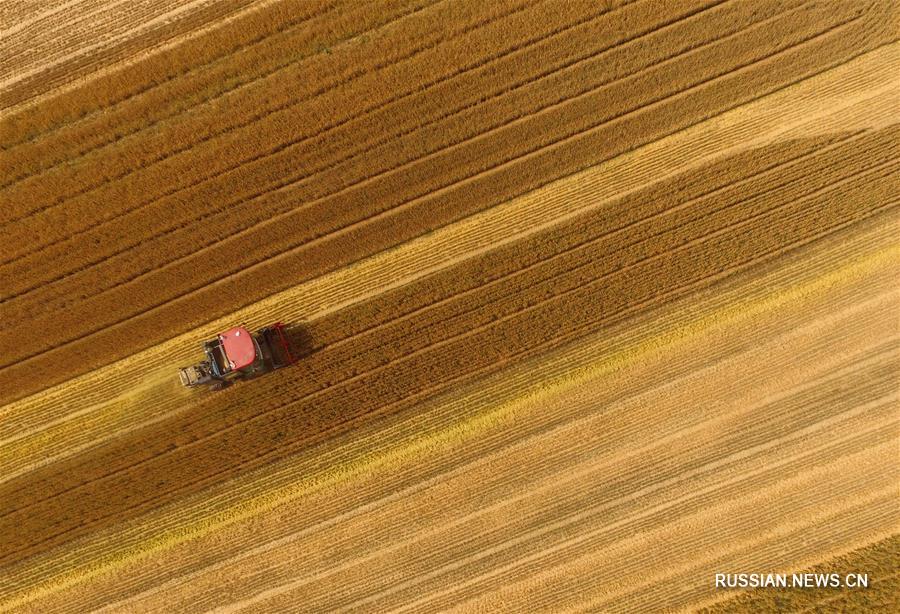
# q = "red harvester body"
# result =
<box><xmin>178</xmin><ymin>322</ymin><xmax>295</xmax><ymax>391</ymax></box>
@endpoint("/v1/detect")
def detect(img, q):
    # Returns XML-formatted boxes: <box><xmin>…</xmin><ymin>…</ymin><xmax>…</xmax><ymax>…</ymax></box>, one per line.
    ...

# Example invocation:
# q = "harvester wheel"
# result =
<box><xmin>209</xmin><ymin>381</ymin><xmax>228</xmax><ymax>391</ymax></box>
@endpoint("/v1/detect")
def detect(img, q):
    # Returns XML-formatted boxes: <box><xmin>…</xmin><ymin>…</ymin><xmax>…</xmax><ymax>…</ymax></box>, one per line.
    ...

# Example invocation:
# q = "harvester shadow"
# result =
<box><xmin>280</xmin><ymin>322</ymin><xmax>315</xmax><ymax>361</ymax></box>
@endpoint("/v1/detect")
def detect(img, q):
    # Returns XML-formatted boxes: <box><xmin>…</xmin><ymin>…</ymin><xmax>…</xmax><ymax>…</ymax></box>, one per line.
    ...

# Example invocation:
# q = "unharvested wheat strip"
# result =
<box><xmin>292</xmin><ymin>220</ymin><xmax>895</xmax><ymax>470</ymax></box>
<box><xmin>0</xmin><ymin>18</ymin><xmax>880</xmax><ymax>324</ymax></box>
<box><xmin>3</xmin><ymin>39</ymin><xmax>892</xmax><ymax>376</ymax></box>
<box><xmin>0</xmin><ymin>209</ymin><xmax>895</xmax><ymax>490</ymax></box>
<box><xmin>0</xmin><ymin>0</ymin><xmax>286</xmax><ymax>119</ymax></box>
<box><xmin>6</xmin><ymin>6</ymin><xmax>892</xmax><ymax>377</ymax></box>
<box><xmin>12</xmin><ymin>7</ymin><xmax>877</xmax><ymax>309</ymax></box>
<box><xmin>5</xmin><ymin>229</ymin><xmax>895</xmax><ymax>611</ymax></box>
<box><xmin>0</xmin><ymin>44</ymin><xmax>894</xmax><ymax>438</ymax></box>
<box><xmin>0</xmin><ymin>0</ymin><xmax>433</xmax><ymax>193</ymax></box>
<box><xmin>165</xmin><ymin>350</ymin><xmax>897</xmax><ymax>612</ymax></box>
<box><xmin>0</xmin><ymin>0</ymin><xmax>213</xmax><ymax>91</ymax></box>
<box><xmin>3</xmin><ymin>141</ymin><xmax>884</xmax><ymax>438</ymax></box>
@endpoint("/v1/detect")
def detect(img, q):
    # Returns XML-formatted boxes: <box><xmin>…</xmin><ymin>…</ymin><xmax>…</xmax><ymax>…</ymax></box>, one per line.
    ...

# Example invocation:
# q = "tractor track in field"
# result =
<box><xmin>0</xmin><ymin>0</ymin><xmax>787</xmax><ymax>309</ymax></box>
<box><xmin>2</xmin><ymin>237</ymin><xmax>895</xmax><ymax>609</ymax></box>
<box><xmin>1</xmin><ymin>18</ymin><xmax>892</xmax><ymax>400</ymax></box>
<box><xmin>0</xmin><ymin>0</ymin><xmax>848</xmax><ymax>282</ymax></box>
<box><xmin>1</xmin><ymin>2</ymin><xmax>897</xmax><ymax>609</ymax></box>
<box><xmin>0</xmin><ymin>0</ymin><xmax>259</xmax><ymax>112</ymax></box>
<box><xmin>0</xmin><ymin>171</ymin><xmax>893</xmax><ymax>566</ymax></box>
<box><xmin>4</xmin><ymin>63</ymin><xmax>889</xmax><ymax>439</ymax></box>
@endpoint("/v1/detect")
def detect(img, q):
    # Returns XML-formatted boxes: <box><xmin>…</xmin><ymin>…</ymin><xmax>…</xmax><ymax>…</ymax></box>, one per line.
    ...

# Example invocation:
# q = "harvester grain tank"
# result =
<box><xmin>179</xmin><ymin>323</ymin><xmax>295</xmax><ymax>391</ymax></box>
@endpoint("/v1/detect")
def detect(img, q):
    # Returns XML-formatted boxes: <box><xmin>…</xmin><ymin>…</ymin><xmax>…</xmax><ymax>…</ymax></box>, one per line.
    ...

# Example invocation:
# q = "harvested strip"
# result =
<box><xmin>1</xmin><ymin>1</ymin><xmax>892</xmax><ymax>402</ymax></box>
<box><xmin>1</xmin><ymin>41</ymin><xmax>894</xmax><ymax>430</ymax></box>
<box><xmin>0</xmin><ymin>0</ymin><xmax>433</xmax><ymax>192</ymax></box>
<box><xmin>3</xmin><ymin>209</ymin><xmax>895</xmax><ymax>612</ymax></box>
<box><xmin>0</xmin><ymin>157</ymin><xmax>892</xmax><ymax>566</ymax></box>
<box><xmin>0</xmin><ymin>0</ymin><xmax>258</xmax><ymax>111</ymax></box>
<box><xmin>700</xmin><ymin>536</ymin><xmax>900</xmax><ymax>612</ymax></box>
<box><xmin>0</xmin><ymin>0</ymin><xmax>787</xmax><ymax>317</ymax></box>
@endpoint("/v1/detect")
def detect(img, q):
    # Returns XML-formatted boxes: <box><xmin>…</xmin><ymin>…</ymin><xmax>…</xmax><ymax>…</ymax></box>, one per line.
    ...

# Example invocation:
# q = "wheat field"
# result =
<box><xmin>0</xmin><ymin>1</ymin><xmax>897</xmax><ymax>612</ymax></box>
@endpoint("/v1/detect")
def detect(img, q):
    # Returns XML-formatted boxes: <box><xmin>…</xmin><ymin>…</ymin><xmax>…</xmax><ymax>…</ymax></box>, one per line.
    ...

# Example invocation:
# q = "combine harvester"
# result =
<box><xmin>179</xmin><ymin>323</ymin><xmax>295</xmax><ymax>391</ymax></box>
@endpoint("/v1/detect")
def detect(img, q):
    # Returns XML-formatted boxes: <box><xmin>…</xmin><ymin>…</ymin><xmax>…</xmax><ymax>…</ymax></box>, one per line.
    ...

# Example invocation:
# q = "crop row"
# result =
<box><xmin>0</xmin><ymin>0</ymin><xmax>876</xmax><ymax>387</ymax></box>
<box><xmin>0</xmin><ymin>0</ymin><xmax>728</xmax><ymax>328</ymax></box>
<box><xmin>0</xmin><ymin>159</ymin><xmax>892</xmax><ymax>565</ymax></box>
<box><xmin>0</xmin><ymin>0</ymin><xmax>537</xmax><ymax>230</ymax></box>
<box><xmin>0</xmin><ymin>0</ymin><xmax>432</xmax><ymax>193</ymax></box>
<box><xmin>0</xmin><ymin>0</ymin><xmax>578</xmax><ymax>275</ymax></box>
<box><xmin>0</xmin><ymin>0</ymin><xmax>259</xmax><ymax>113</ymax></box>
<box><xmin>0</xmin><ymin>0</ymin><xmax>330</xmax><ymax>147</ymax></box>
<box><xmin>0</xmin><ymin>0</ymin><xmax>761</xmax><ymax>318</ymax></box>
<box><xmin>0</xmin><ymin>135</ymin><xmax>889</xmax><ymax>491</ymax></box>
<box><xmin>3</xmin><ymin>242</ymin><xmax>892</xmax><ymax>608</ymax></box>
<box><xmin>0</xmin><ymin>129</ymin><xmax>883</xmax><ymax>484</ymax></box>
<box><xmin>292</xmin><ymin>376</ymin><xmax>897</xmax><ymax>612</ymax></box>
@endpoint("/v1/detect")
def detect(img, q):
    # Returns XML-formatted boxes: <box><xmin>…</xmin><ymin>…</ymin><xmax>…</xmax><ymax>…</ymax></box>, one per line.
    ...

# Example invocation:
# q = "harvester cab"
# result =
<box><xmin>178</xmin><ymin>322</ymin><xmax>296</xmax><ymax>391</ymax></box>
